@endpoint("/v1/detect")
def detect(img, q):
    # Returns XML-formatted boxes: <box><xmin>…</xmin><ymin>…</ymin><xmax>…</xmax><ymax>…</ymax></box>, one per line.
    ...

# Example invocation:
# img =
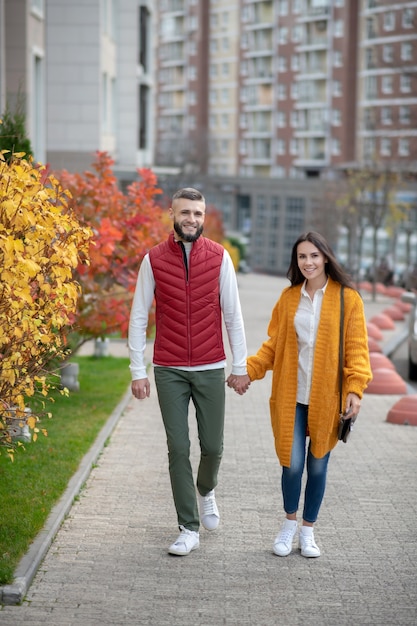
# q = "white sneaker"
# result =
<box><xmin>168</xmin><ymin>526</ymin><xmax>200</xmax><ymax>556</ymax></box>
<box><xmin>273</xmin><ymin>519</ymin><xmax>298</xmax><ymax>556</ymax></box>
<box><xmin>299</xmin><ymin>527</ymin><xmax>321</xmax><ymax>558</ymax></box>
<box><xmin>198</xmin><ymin>489</ymin><xmax>220</xmax><ymax>531</ymax></box>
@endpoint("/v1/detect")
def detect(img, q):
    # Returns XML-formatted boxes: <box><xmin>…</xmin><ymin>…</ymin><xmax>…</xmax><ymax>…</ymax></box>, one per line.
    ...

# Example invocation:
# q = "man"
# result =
<box><xmin>128</xmin><ymin>187</ymin><xmax>249</xmax><ymax>556</ymax></box>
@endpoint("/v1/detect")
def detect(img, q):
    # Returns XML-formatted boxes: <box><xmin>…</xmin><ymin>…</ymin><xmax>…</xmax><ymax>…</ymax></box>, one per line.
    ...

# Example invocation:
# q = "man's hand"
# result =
<box><xmin>226</xmin><ymin>374</ymin><xmax>251</xmax><ymax>395</ymax></box>
<box><xmin>132</xmin><ymin>378</ymin><xmax>151</xmax><ymax>400</ymax></box>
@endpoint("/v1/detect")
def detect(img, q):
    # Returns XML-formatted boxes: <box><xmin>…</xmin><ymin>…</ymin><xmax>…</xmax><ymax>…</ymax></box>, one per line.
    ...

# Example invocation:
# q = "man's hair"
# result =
<box><xmin>172</xmin><ymin>187</ymin><xmax>205</xmax><ymax>203</ymax></box>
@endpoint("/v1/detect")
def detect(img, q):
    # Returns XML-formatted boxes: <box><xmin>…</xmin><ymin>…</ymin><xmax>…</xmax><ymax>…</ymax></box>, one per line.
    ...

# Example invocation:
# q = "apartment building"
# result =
<box><xmin>0</xmin><ymin>0</ymin><xmax>46</xmax><ymax>163</ymax></box>
<box><xmin>359</xmin><ymin>0</ymin><xmax>417</xmax><ymax>166</ymax></box>
<box><xmin>0</xmin><ymin>0</ymin><xmax>154</xmax><ymax>174</ymax></box>
<box><xmin>46</xmin><ymin>0</ymin><xmax>154</xmax><ymax>173</ymax></box>
<box><xmin>155</xmin><ymin>0</ymin><xmax>417</xmax><ymax>178</ymax></box>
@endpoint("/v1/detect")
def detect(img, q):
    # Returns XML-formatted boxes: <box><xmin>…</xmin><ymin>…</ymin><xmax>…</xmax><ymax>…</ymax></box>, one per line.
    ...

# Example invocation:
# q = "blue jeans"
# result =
<box><xmin>281</xmin><ymin>403</ymin><xmax>330</xmax><ymax>524</ymax></box>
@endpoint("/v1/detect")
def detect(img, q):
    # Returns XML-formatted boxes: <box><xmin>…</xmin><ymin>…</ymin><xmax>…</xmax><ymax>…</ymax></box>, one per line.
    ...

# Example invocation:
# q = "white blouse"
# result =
<box><xmin>294</xmin><ymin>280</ymin><xmax>328</xmax><ymax>405</ymax></box>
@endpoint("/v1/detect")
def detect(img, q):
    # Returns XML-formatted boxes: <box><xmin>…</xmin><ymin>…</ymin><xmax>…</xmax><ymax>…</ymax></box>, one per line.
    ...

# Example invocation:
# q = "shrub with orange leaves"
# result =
<box><xmin>0</xmin><ymin>151</ymin><xmax>93</xmax><ymax>458</ymax></box>
<box><xmin>57</xmin><ymin>152</ymin><xmax>169</xmax><ymax>350</ymax></box>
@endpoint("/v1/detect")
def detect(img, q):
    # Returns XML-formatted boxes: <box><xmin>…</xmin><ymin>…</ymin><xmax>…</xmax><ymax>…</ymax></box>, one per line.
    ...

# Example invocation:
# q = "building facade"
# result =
<box><xmin>154</xmin><ymin>0</ymin><xmax>417</xmax><ymax>179</ymax></box>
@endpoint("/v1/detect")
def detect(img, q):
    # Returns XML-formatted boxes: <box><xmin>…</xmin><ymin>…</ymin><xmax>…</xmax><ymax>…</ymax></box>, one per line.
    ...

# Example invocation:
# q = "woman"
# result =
<box><xmin>234</xmin><ymin>232</ymin><xmax>371</xmax><ymax>557</ymax></box>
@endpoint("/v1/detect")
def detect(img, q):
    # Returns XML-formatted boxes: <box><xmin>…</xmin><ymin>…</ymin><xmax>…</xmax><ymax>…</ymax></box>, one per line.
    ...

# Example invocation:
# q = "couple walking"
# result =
<box><xmin>128</xmin><ymin>187</ymin><xmax>372</xmax><ymax>558</ymax></box>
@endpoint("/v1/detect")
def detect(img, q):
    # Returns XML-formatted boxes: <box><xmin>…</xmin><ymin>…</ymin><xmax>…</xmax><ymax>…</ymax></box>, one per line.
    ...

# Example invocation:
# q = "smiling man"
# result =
<box><xmin>128</xmin><ymin>187</ymin><xmax>249</xmax><ymax>556</ymax></box>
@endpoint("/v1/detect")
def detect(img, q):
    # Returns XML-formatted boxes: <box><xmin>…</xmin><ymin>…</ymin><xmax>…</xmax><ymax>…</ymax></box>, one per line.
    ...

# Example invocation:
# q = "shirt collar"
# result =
<box><xmin>301</xmin><ymin>277</ymin><xmax>329</xmax><ymax>296</ymax></box>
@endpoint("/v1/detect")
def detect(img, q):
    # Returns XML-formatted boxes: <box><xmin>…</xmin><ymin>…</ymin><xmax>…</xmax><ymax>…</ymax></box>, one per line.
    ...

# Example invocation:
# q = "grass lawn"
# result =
<box><xmin>0</xmin><ymin>355</ymin><xmax>131</xmax><ymax>585</ymax></box>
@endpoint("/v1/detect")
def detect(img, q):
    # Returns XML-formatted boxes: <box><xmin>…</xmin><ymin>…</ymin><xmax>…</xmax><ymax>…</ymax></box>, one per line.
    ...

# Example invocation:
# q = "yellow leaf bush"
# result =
<box><xmin>0</xmin><ymin>152</ymin><xmax>93</xmax><ymax>459</ymax></box>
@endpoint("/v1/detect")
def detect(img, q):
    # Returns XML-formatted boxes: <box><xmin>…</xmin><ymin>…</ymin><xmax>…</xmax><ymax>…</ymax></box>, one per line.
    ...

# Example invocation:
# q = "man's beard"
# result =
<box><xmin>174</xmin><ymin>221</ymin><xmax>204</xmax><ymax>242</ymax></box>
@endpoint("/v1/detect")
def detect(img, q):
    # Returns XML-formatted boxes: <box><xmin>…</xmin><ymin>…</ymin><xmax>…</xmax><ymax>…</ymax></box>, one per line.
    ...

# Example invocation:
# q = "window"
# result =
<box><xmin>291</xmin><ymin>82</ymin><xmax>299</xmax><ymax>99</ymax></box>
<box><xmin>364</xmin><ymin>138</ymin><xmax>375</xmax><ymax>159</ymax></box>
<box><xmin>365</xmin><ymin>75</ymin><xmax>377</xmax><ymax>98</ymax></box>
<box><xmin>380</xmin><ymin>138</ymin><xmax>391</xmax><ymax>156</ymax></box>
<box><xmin>290</xmin><ymin>139</ymin><xmax>298</xmax><ymax>156</ymax></box>
<box><xmin>366</xmin><ymin>48</ymin><xmax>375</xmax><ymax>68</ymax></box>
<box><xmin>399</xmin><ymin>106</ymin><xmax>410</xmax><ymax>125</ymax></box>
<box><xmin>277</xmin><ymin>139</ymin><xmax>286</xmax><ymax>155</ymax></box>
<box><xmin>400</xmin><ymin>74</ymin><xmax>412</xmax><ymax>93</ymax></box>
<box><xmin>333</xmin><ymin>50</ymin><xmax>342</xmax><ymax>67</ymax></box>
<box><xmin>291</xmin><ymin>111</ymin><xmax>298</xmax><ymax>128</ymax></box>
<box><xmin>278</xmin><ymin>0</ymin><xmax>289</xmax><ymax>16</ymax></box>
<box><xmin>402</xmin><ymin>8</ymin><xmax>414</xmax><ymax>28</ymax></box>
<box><xmin>210</xmin><ymin>64</ymin><xmax>218</xmax><ymax>78</ymax></box>
<box><xmin>401</xmin><ymin>42</ymin><xmax>412</xmax><ymax>62</ymax></box>
<box><xmin>278</xmin><ymin>27</ymin><xmax>288</xmax><ymax>45</ymax></box>
<box><xmin>381</xmin><ymin>75</ymin><xmax>393</xmax><ymax>94</ymax></box>
<box><xmin>277</xmin><ymin>84</ymin><xmax>287</xmax><ymax>100</ymax></box>
<box><xmin>398</xmin><ymin>138</ymin><xmax>410</xmax><ymax>157</ymax></box>
<box><xmin>332</xmin><ymin>109</ymin><xmax>341</xmax><ymax>126</ymax></box>
<box><xmin>222</xmin><ymin>63</ymin><xmax>229</xmax><ymax>77</ymax></box>
<box><xmin>292</xmin><ymin>25</ymin><xmax>302</xmax><ymax>43</ymax></box>
<box><xmin>278</xmin><ymin>56</ymin><xmax>287</xmax><ymax>72</ymax></box>
<box><xmin>285</xmin><ymin>198</ymin><xmax>305</xmax><ymax>233</ymax></box>
<box><xmin>382</xmin><ymin>44</ymin><xmax>393</xmax><ymax>63</ymax></box>
<box><xmin>277</xmin><ymin>111</ymin><xmax>286</xmax><ymax>128</ymax></box>
<box><xmin>210</xmin><ymin>39</ymin><xmax>218</xmax><ymax>53</ymax></box>
<box><xmin>291</xmin><ymin>55</ymin><xmax>299</xmax><ymax>71</ymax></box>
<box><xmin>31</xmin><ymin>0</ymin><xmax>44</xmax><ymax>13</ymax></box>
<box><xmin>332</xmin><ymin>80</ymin><xmax>342</xmax><ymax>97</ymax></box>
<box><xmin>293</xmin><ymin>0</ymin><xmax>301</xmax><ymax>12</ymax></box>
<box><xmin>331</xmin><ymin>138</ymin><xmax>340</xmax><ymax>156</ymax></box>
<box><xmin>381</xmin><ymin>107</ymin><xmax>392</xmax><ymax>125</ymax></box>
<box><xmin>221</xmin><ymin>88</ymin><xmax>229</xmax><ymax>103</ymax></box>
<box><xmin>383</xmin><ymin>12</ymin><xmax>395</xmax><ymax>31</ymax></box>
<box><xmin>333</xmin><ymin>20</ymin><xmax>344</xmax><ymax>38</ymax></box>
<box><xmin>221</xmin><ymin>113</ymin><xmax>229</xmax><ymax>128</ymax></box>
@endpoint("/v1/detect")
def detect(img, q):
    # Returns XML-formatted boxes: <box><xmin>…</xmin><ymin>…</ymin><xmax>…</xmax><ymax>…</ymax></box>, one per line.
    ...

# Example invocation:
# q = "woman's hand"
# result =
<box><xmin>226</xmin><ymin>374</ymin><xmax>251</xmax><ymax>395</ymax></box>
<box><xmin>344</xmin><ymin>392</ymin><xmax>361</xmax><ymax>423</ymax></box>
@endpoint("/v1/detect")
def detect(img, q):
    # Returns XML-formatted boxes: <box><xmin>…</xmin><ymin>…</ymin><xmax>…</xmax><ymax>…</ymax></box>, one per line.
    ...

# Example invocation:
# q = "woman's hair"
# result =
<box><xmin>172</xmin><ymin>187</ymin><xmax>205</xmax><ymax>203</ymax></box>
<box><xmin>287</xmin><ymin>231</ymin><xmax>355</xmax><ymax>288</ymax></box>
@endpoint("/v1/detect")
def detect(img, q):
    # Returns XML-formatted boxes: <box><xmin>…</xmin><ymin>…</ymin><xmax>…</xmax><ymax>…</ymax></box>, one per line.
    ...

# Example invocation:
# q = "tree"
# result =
<box><xmin>337</xmin><ymin>163</ymin><xmax>403</xmax><ymax>299</ymax></box>
<box><xmin>0</xmin><ymin>151</ymin><xmax>92</xmax><ymax>459</ymax></box>
<box><xmin>0</xmin><ymin>99</ymin><xmax>33</xmax><ymax>163</ymax></box>
<box><xmin>57</xmin><ymin>152</ymin><xmax>170</xmax><ymax>350</ymax></box>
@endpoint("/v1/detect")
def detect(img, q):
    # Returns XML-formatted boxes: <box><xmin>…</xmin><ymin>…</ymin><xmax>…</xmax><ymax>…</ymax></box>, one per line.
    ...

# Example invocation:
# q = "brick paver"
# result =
<box><xmin>1</xmin><ymin>273</ymin><xmax>416</xmax><ymax>625</ymax></box>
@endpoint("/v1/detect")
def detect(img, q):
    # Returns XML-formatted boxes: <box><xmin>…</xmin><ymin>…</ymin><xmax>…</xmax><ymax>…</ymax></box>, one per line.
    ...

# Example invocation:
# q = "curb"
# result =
<box><xmin>0</xmin><ymin>386</ymin><xmax>132</xmax><ymax>606</ymax></box>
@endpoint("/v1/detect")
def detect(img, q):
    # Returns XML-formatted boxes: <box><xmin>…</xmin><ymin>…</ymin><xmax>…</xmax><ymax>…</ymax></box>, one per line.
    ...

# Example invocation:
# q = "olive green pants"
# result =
<box><xmin>154</xmin><ymin>367</ymin><xmax>225</xmax><ymax>532</ymax></box>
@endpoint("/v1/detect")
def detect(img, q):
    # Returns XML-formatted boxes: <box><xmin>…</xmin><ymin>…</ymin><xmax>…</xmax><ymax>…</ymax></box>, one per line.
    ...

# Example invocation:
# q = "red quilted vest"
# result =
<box><xmin>149</xmin><ymin>232</ymin><xmax>226</xmax><ymax>367</ymax></box>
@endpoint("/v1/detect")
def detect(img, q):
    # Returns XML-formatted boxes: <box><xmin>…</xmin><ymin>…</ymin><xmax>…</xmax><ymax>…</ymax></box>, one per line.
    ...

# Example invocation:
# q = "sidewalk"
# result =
<box><xmin>1</xmin><ymin>273</ymin><xmax>417</xmax><ymax>625</ymax></box>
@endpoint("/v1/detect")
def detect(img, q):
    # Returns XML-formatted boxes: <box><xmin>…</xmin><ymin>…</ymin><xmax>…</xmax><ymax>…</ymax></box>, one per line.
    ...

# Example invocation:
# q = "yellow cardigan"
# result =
<box><xmin>247</xmin><ymin>278</ymin><xmax>372</xmax><ymax>467</ymax></box>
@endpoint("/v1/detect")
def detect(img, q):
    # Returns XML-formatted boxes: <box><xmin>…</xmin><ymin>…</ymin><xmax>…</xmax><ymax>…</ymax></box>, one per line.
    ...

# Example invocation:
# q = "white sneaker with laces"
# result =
<box><xmin>299</xmin><ymin>527</ymin><xmax>321</xmax><ymax>558</ymax></box>
<box><xmin>168</xmin><ymin>526</ymin><xmax>200</xmax><ymax>556</ymax></box>
<box><xmin>273</xmin><ymin>519</ymin><xmax>298</xmax><ymax>556</ymax></box>
<box><xmin>198</xmin><ymin>489</ymin><xmax>220</xmax><ymax>531</ymax></box>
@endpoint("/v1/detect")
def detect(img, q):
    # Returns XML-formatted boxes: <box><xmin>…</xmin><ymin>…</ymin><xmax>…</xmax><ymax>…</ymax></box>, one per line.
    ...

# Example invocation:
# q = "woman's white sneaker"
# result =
<box><xmin>273</xmin><ymin>519</ymin><xmax>298</xmax><ymax>556</ymax></box>
<box><xmin>299</xmin><ymin>527</ymin><xmax>321</xmax><ymax>557</ymax></box>
<box><xmin>168</xmin><ymin>526</ymin><xmax>200</xmax><ymax>556</ymax></box>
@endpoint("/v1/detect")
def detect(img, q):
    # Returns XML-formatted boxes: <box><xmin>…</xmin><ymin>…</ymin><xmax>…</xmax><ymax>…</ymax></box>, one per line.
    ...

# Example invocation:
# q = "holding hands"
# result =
<box><xmin>226</xmin><ymin>373</ymin><xmax>251</xmax><ymax>395</ymax></box>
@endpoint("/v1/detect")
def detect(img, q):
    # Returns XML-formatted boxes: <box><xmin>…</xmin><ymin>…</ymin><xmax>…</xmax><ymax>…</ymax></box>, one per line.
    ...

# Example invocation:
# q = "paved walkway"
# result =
<box><xmin>1</xmin><ymin>273</ymin><xmax>417</xmax><ymax>625</ymax></box>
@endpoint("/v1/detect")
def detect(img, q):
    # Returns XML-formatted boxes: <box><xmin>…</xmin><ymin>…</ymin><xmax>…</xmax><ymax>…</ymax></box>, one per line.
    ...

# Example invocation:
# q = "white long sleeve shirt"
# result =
<box><xmin>294</xmin><ymin>280</ymin><xmax>327</xmax><ymax>405</ymax></box>
<box><xmin>128</xmin><ymin>247</ymin><xmax>248</xmax><ymax>380</ymax></box>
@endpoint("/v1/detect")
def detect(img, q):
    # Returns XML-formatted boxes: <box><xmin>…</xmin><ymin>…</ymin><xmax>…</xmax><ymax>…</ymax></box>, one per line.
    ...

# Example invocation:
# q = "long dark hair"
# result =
<box><xmin>287</xmin><ymin>231</ymin><xmax>355</xmax><ymax>289</ymax></box>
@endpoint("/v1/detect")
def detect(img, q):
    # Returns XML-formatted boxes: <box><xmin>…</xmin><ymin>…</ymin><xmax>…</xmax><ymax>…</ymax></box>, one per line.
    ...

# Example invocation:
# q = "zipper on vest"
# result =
<box><xmin>179</xmin><ymin>241</ymin><xmax>189</xmax><ymax>283</ymax></box>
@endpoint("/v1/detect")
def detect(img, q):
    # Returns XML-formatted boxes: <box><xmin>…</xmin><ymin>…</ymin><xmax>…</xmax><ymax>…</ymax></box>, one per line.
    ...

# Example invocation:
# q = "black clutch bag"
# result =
<box><xmin>338</xmin><ymin>413</ymin><xmax>352</xmax><ymax>443</ymax></box>
<box><xmin>337</xmin><ymin>287</ymin><xmax>352</xmax><ymax>444</ymax></box>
